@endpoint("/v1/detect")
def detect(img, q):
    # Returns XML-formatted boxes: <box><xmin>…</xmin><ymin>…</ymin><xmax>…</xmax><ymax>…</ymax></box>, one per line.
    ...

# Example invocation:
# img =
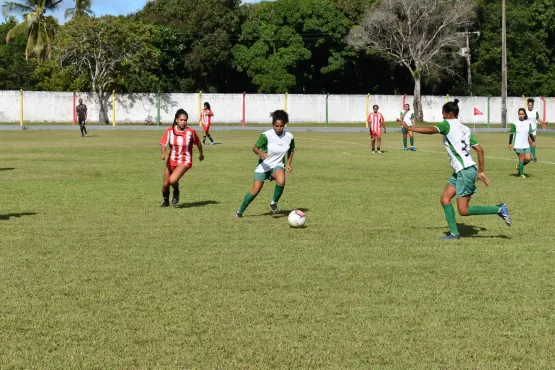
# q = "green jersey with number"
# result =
<box><xmin>435</xmin><ymin>119</ymin><xmax>478</xmax><ymax>173</ymax></box>
<box><xmin>254</xmin><ymin>129</ymin><xmax>295</xmax><ymax>173</ymax></box>
<box><xmin>510</xmin><ymin>120</ymin><xmax>533</xmax><ymax>149</ymax></box>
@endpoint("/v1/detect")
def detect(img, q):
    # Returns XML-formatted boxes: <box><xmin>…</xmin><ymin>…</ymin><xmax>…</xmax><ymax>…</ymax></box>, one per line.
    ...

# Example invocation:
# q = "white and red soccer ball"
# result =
<box><xmin>288</xmin><ymin>210</ymin><xmax>306</xmax><ymax>228</ymax></box>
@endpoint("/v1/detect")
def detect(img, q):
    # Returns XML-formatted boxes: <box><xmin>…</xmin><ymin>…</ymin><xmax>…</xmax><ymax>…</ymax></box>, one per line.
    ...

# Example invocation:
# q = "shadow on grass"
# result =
<box><xmin>260</xmin><ymin>207</ymin><xmax>310</xmax><ymax>218</ymax></box>
<box><xmin>423</xmin><ymin>224</ymin><xmax>511</xmax><ymax>239</ymax></box>
<box><xmin>509</xmin><ymin>173</ymin><xmax>533</xmax><ymax>178</ymax></box>
<box><xmin>0</xmin><ymin>168</ymin><xmax>15</xmax><ymax>171</ymax></box>
<box><xmin>175</xmin><ymin>200</ymin><xmax>219</xmax><ymax>209</ymax></box>
<box><xmin>0</xmin><ymin>212</ymin><xmax>37</xmax><ymax>221</ymax></box>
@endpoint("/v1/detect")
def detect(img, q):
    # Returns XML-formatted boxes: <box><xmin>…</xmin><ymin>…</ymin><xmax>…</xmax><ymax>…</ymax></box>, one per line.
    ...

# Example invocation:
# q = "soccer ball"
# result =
<box><xmin>288</xmin><ymin>210</ymin><xmax>306</xmax><ymax>228</ymax></box>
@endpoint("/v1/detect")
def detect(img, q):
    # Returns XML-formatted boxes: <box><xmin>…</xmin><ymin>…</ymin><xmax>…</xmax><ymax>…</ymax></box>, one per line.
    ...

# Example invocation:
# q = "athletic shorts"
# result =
<box><xmin>78</xmin><ymin>119</ymin><xmax>86</xmax><ymax>125</ymax></box>
<box><xmin>448</xmin><ymin>166</ymin><xmax>477</xmax><ymax>198</ymax></box>
<box><xmin>254</xmin><ymin>165</ymin><xmax>285</xmax><ymax>182</ymax></box>
<box><xmin>203</xmin><ymin>125</ymin><xmax>211</xmax><ymax>131</ymax></box>
<box><xmin>370</xmin><ymin>130</ymin><xmax>382</xmax><ymax>139</ymax></box>
<box><xmin>514</xmin><ymin>148</ymin><xmax>531</xmax><ymax>154</ymax></box>
<box><xmin>167</xmin><ymin>161</ymin><xmax>191</xmax><ymax>172</ymax></box>
<box><xmin>401</xmin><ymin>126</ymin><xmax>412</xmax><ymax>135</ymax></box>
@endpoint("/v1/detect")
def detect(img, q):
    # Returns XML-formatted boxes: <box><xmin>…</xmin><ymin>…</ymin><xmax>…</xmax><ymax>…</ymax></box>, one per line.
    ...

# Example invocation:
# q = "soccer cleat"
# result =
<box><xmin>377</xmin><ymin>150</ymin><xmax>383</xmax><ymax>154</ymax></box>
<box><xmin>270</xmin><ymin>202</ymin><xmax>279</xmax><ymax>214</ymax></box>
<box><xmin>235</xmin><ymin>211</ymin><xmax>243</xmax><ymax>218</ymax></box>
<box><xmin>497</xmin><ymin>203</ymin><xmax>511</xmax><ymax>226</ymax></box>
<box><xmin>403</xmin><ymin>148</ymin><xmax>408</xmax><ymax>151</ymax></box>
<box><xmin>410</xmin><ymin>146</ymin><xmax>417</xmax><ymax>151</ymax></box>
<box><xmin>439</xmin><ymin>233</ymin><xmax>461</xmax><ymax>240</ymax></box>
<box><xmin>372</xmin><ymin>150</ymin><xmax>376</xmax><ymax>154</ymax></box>
<box><xmin>160</xmin><ymin>200</ymin><xmax>170</xmax><ymax>207</ymax></box>
<box><xmin>210</xmin><ymin>142</ymin><xmax>215</xmax><ymax>145</ymax></box>
<box><xmin>519</xmin><ymin>175</ymin><xmax>526</xmax><ymax>179</ymax></box>
<box><xmin>85</xmin><ymin>133</ymin><xmax>88</xmax><ymax>137</ymax></box>
<box><xmin>172</xmin><ymin>189</ymin><xmax>180</xmax><ymax>205</ymax></box>
<box><xmin>533</xmin><ymin>158</ymin><xmax>537</xmax><ymax>162</ymax></box>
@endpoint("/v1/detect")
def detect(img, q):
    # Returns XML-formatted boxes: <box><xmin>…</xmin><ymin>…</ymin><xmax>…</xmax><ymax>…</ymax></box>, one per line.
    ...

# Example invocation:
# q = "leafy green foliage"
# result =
<box><xmin>64</xmin><ymin>0</ymin><xmax>94</xmax><ymax>20</ymax></box>
<box><xmin>0</xmin><ymin>18</ymin><xmax>38</xmax><ymax>89</ymax></box>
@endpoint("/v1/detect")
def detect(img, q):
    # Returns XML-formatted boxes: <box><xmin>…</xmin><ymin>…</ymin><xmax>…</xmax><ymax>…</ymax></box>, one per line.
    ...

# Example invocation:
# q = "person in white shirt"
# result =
<box><xmin>397</xmin><ymin>99</ymin><xmax>511</xmax><ymax>240</ymax></box>
<box><xmin>509</xmin><ymin>108</ymin><xmax>535</xmax><ymax>178</ymax></box>
<box><xmin>235</xmin><ymin>110</ymin><xmax>295</xmax><ymax>218</ymax></box>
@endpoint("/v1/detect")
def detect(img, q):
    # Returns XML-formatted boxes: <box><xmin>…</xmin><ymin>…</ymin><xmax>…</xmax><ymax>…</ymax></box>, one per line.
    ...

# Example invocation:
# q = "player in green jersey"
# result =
<box><xmin>509</xmin><ymin>108</ymin><xmax>535</xmax><ymax>178</ymax></box>
<box><xmin>235</xmin><ymin>110</ymin><xmax>295</xmax><ymax>218</ymax></box>
<box><xmin>397</xmin><ymin>99</ymin><xmax>511</xmax><ymax>240</ymax></box>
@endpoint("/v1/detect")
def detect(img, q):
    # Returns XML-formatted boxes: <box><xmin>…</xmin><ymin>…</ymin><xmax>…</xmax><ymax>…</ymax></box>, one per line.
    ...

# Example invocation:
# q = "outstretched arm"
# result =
<box><xmin>396</xmin><ymin>118</ymin><xmax>438</xmax><ymax>134</ymax></box>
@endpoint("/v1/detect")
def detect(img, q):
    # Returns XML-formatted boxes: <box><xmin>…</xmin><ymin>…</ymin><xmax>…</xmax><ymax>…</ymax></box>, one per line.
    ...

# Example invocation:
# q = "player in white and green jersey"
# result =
<box><xmin>510</xmin><ymin>108</ymin><xmax>535</xmax><ymax>178</ymax></box>
<box><xmin>400</xmin><ymin>104</ymin><xmax>416</xmax><ymax>151</ymax></box>
<box><xmin>236</xmin><ymin>110</ymin><xmax>295</xmax><ymax>217</ymax></box>
<box><xmin>526</xmin><ymin>98</ymin><xmax>548</xmax><ymax>161</ymax></box>
<box><xmin>397</xmin><ymin>99</ymin><xmax>511</xmax><ymax>240</ymax></box>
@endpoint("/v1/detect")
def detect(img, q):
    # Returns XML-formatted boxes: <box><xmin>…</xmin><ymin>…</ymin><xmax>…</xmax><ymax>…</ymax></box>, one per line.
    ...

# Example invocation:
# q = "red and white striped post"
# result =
<box><xmin>540</xmin><ymin>96</ymin><xmax>547</xmax><ymax>128</ymax></box>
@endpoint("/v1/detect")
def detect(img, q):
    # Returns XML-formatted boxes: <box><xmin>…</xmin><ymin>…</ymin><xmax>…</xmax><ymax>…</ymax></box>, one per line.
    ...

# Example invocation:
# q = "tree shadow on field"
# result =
<box><xmin>0</xmin><ymin>212</ymin><xmax>37</xmax><ymax>221</ymax></box>
<box><xmin>261</xmin><ymin>207</ymin><xmax>310</xmax><ymax>218</ymax></box>
<box><xmin>0</xmin><ymin>168</ymin><xmax>15</xmax><ymax>171</ymax></box>
<box><xmin>423</xmin><ymin>224</ymin><xmax>511</xmax><ymax>239</ymax></box>
<box><xmin>175</xmin><ymin>200</ymin><xmax>219</xmax><ymax>209</ymax></box>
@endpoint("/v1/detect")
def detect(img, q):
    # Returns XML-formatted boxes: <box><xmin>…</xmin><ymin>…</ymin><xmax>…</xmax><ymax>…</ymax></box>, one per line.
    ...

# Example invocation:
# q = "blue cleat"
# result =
<box><xmin>439</xmin><ymin>233</ymin><xmax>461</xmax><ymax>240</ymax></box>
<box><xmin>497</xmin><ymin>203</ymin><xmax>511</xmax><ymax>226</ymax></box>
<box><xmin>410</xmin><ymin>146</ymin><xmax>417</xmax><ymax>151</ymax></box>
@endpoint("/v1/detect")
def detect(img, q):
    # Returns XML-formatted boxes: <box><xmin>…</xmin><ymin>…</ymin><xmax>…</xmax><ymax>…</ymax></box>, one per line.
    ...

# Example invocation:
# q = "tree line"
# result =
<box><xmin>1</xmin><ymin>0</ymin><xmax>554</xmax><ymax>115</ymax></box>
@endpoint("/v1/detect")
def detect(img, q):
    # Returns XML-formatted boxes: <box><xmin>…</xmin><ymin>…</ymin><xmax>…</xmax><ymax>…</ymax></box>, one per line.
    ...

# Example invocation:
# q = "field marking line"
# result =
<box><xmin>298</xmin><ymin>136</ymin><xmax>555</xmax><ymax>165</ymax></box>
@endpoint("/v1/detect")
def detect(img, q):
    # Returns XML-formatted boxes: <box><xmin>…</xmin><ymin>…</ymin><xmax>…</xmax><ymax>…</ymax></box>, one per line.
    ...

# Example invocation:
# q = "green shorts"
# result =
<box><xmin>448</xmin><ymin>166</ymin><xmax>477</xmax><ymax>198</ymax></box>
<box><xmin>401</xmin><ymin>126</ymin><xmax>409</xmax><ymax>135</ymax></box>
<box><xmin>254</xmin><ymin>166</ymin><xmax>285</xmax><ymax>181</ymax></box>
<box><xmin>514</xmin><ymin>148</ymin><xmax>531</xmax><ymax>154</ymax></box>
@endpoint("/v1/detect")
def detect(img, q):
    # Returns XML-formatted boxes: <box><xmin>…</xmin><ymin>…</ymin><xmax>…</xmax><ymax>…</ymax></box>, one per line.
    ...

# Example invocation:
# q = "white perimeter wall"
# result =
<box><xmin>1</xmin><ymin>91</ymin><xmax>554</xmax><ymax>124</ymax></box>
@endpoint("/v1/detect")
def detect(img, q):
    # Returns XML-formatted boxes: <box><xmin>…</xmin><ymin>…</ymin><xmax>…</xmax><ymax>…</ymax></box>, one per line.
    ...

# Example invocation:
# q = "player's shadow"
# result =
<box><xmin>0</xmin><ymin>168</ymin><xmax>15</xmax><ymax>171</ymax></box>
<box><xmin>175</xmin><ymin>200</ymin><xmax>219</xmax><ymax>209</ymax></box>
<box><xmin>509</xmin><ymin>173</ymin><xmax>533</xmax><ymax>178</ymax></box>
<box><xmin>423</xmin><ymin>224</ymin><xmax>510</xmax><ymax>239</ymax></box>
<box><xmin>261</xmin><ymin>207</ymin><xmax>310</xmax><ymax>218</ymax></box>
<box><xmin>0</xmin><ymin>212</ymin><xmax>37</xmax><ymax>221</ymax></box>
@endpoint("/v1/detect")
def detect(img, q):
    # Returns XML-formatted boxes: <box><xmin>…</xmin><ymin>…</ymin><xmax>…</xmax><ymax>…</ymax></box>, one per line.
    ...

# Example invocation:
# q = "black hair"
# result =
<box><xmin>442</xmin><ymin>99</ymin><xmax>460</xmax><ymax>117</ymax></box>
<box><xmin>518</xmin><ymin>108</ymin><xmax>528</xmax><ymax>120</ymax></box>
<box><xmin>527</xmin><ymin>98</ymin><xmax>535</xmax><ymax>104</ymax></box>
<box><xmin>204</xmin><ymin>102</ymin><xmax>211</xmax><ymax>109</ymax></box>
<box><xmin>173</xmin><ymin>108</ymin><xmax>188</xmax><ymax>127</ymax></box>
<box><xmin>270</xmin><ymin>109</ymin><xmax>289</xmax><ymax>125</ymax></box>
<box><xmin>373</xmin><ymin>105</ymin><xmax>379</xmax><ymax>109</ymax></box>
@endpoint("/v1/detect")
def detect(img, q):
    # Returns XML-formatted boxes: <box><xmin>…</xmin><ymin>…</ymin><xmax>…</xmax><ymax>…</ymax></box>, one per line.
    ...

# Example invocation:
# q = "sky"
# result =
<box><xmin>1</xmin><ymin>0</ymin><xmax>262</xmax><ymax>24</ymax></box>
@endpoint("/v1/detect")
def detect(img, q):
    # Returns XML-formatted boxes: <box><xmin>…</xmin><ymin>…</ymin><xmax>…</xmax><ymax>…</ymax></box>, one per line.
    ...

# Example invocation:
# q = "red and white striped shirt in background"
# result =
<box><xmin>368</xmin><ymin>113</ymin><xmax>384</xmax><ymax>133</ymax></box>
<box><xmin>202</xmin><ymin>109</ymin><xmax>214</xmax><ymax>128</ymax></box>
<box><xmin>160</xmin><ymin>127</ymin><xmax>200</xmax><ymax>167</ymax></box>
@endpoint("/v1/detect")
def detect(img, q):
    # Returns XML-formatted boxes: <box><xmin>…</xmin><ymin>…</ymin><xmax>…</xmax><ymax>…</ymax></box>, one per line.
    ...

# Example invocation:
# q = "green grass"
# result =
<box><xmin>1</xmin><ymin>130</ymin><xmax>555</xmax><ymax>368</ymax></box>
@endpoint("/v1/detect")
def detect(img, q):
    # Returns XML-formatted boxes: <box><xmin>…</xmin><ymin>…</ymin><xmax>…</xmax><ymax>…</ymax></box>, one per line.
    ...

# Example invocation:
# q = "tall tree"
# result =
<box><xmin>64</xmin><ymin>0</ymin><xmax>94</xmax><ymax>20</ymax></box>
<box><xmin>0</xmin><ymin>17</ymin><xmax>38</xmax><ymax>88</ymax></box>
<box><xmin>347</xmin><ymin>0</ymin><xmax>475</xmax><ymax>121</ymax></box>
<box><xmin>55</xmin><ymin>16</ymin><xmax>159</xmax><ymax>123</ymax></box>
<box><xmin>2</xmin><ymin>0</ymin><xmax>62</xmax><ymax>62</ymax></box>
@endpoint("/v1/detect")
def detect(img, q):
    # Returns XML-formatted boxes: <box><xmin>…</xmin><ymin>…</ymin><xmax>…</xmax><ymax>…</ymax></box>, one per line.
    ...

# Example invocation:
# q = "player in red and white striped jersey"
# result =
<box><xmin>202</xmin><ymin>102</ymin><xmax>215</xmax><ymax>145</ymax></box>
<box><xmin>159</xmin><ymin>109</ymin><xmax>204</xmax><ymax>207</ymax></box>
<box><xmin>367</xmin><ymin>105</ymin><xmax>386</xmax><ymax>153</ymax></box>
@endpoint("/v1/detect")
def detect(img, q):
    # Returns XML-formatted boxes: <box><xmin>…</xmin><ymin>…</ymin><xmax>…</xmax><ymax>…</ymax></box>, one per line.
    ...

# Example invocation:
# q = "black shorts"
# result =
<box><xmin>79</xmin><ymin>119</ymin><xmax>86</xmax><ymax>125</ymax></box>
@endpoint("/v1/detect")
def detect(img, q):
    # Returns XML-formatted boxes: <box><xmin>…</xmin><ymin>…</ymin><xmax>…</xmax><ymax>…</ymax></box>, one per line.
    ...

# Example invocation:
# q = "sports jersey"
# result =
<box><xmin>400</xmin><ymin>111</ymin><xmax>414</xmax><ymax>126</ymax></box>
<box><xmin>160</xmin><ymin>126</ymin><xmax>200</xmax><ymax>167</ymax></box>
<box><xmin>254</xmin><ymin>129</ymin><xmax>295</xmax><ymax>173</ymax></box>
<box><xmin>368</xmin><ymin>113</ymin><xmax>384</xmax><ymax>133</ymax></box>
<box><xmin>435</xmin><ymin>119</ymin><xmax>478</xmax><ymax>173</ymax></box>
<box><xmin>76</xmin><ymin>104</ymin><xmax>87</xmax><ymax>121</ymax></box>
<box><xmin>202</xmin><ymin>109</ymin><xmax>213</xmax><ymax>128</ymax></box>
<box><xmin>526</xmin><ymin>108</ymin><xmax>539</xmax><ymax>131</ymax></box>
<box><xmin>510</xmin><ymin>120</ymin><xmax>533</xmax><ymax>149</ymax></box>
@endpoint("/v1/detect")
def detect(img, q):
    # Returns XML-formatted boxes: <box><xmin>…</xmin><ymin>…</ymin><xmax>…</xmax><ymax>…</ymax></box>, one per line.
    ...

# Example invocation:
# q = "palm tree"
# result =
<box><xmin>64</xmin><ymin>0</ymin><xmax>94</xmax><ymax>20</ymax></box>
<box><xmin>2</xmin><ymin>0</ymin><xmax>63</xmax><ymax>62</ymax></box>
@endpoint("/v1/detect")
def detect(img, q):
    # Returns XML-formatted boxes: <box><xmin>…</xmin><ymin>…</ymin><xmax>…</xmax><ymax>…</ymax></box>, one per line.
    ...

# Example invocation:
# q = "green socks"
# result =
<box><xmin>273</xmin><ymin>184</ymin><xmax>285</xmax><ymax>203</ymax></box>
<box><xmin>403</xmin><ymin>138</ymin><xmax>408</xmax><ymax>149</ymax></box>
<box><xmin>443</xmin><ymin>204</ymin><xmax>459</xmax><ymax>236</ymax></box>
<box><xmin>467</xmin><ymin>206</ymin><xmax>500</xmax><ymax>215</ymax></box>
<box><xmin>519</xmin><ymin>161</ymin><xmax>524</xmax><ymax>176</ymax></box>
<box><xmin>239</xmin><ymin>192</ymin><xmax>255</xmax><ymax>213</ymax></box>
<box><xmin>410</xmin><ymin>137</ymin><xmax>414</xmax><ymax>146</ymax></box>
<box><xmin>531</xmin><ymin>146</ymin><xmax>537</xmax><ymax>158</ymax></box>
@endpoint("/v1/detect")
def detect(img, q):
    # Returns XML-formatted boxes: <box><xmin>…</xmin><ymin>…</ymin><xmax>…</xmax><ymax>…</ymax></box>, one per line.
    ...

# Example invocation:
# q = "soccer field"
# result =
<box><xmin>1</xmin><ymin>129</ymin><xmax>555</xmax><ymax>368</ymax></box>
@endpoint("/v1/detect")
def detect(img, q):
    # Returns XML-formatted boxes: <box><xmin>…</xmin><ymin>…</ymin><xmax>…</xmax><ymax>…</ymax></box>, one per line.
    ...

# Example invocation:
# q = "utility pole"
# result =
<box><xmin>458</xmin><ymin>31</ymin><xmax>480</xmax><ymax>96</ymax></box>
<box><xmin>501</xmin><ymin>0</ymin><xmax>507</xmax><ymax>128</ymax></box>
